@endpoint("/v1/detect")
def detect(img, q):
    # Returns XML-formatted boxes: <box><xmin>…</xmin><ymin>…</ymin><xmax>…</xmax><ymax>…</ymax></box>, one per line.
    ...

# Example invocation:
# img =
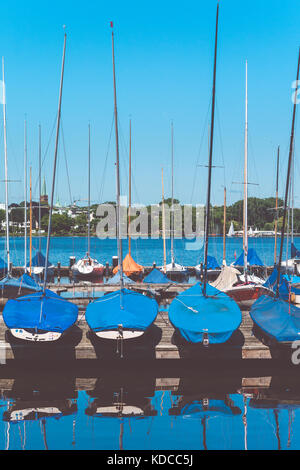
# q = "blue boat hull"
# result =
<box><xmin>169</xmin><ymin>282</ymin><xmax>242</xmax><ymax>344</ymax></box>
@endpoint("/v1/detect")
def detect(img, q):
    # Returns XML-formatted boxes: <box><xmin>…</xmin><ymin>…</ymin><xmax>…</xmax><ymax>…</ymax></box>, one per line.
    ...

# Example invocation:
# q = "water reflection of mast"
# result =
<box><xmin>242</xmin><ymin>395</ymin><xmax>248</xmax><ymax>451</ymax></box>
<box><xmin>41</xmin><ymin>418</ymin><xmax>49</xmax><ymax>450</ymax></box>
<box><xmin>201</xmin><ymin>416</ymin><xmax>207</xmax><ymax>450</ymax></box>
<box><xmin>274</xmin><ymin>410</ymin><xmax>281</xmax><ymax>450</ymax></box>
<box><xmin>118</xmin><ymin>388</ymin><xmax>124</xmax><ymax>450</ymax></box>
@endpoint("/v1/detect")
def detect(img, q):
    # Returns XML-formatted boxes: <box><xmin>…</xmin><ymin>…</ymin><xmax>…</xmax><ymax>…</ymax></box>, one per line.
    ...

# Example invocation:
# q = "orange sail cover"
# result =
<box><xmin>113</xmin><ymin>253</ymin><xmax>144</xmax><ymax>276</ymax></box>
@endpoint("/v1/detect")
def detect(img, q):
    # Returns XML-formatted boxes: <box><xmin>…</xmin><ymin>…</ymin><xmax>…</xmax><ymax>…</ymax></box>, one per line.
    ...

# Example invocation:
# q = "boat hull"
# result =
<box><xmin>225</xmin><ymin>284</ymin><xmax>271</xmax><ymax>307</ymax></box>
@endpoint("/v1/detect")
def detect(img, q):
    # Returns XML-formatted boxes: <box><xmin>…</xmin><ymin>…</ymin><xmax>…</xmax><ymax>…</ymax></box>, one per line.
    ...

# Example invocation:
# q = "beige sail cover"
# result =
<box><xmin>211</xmin><ymin>266</ymin><xmax>240</xmax><ymax>291</ymax></box>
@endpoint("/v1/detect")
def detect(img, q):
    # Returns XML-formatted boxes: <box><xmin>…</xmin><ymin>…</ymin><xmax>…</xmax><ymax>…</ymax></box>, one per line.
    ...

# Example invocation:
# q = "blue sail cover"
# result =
<box><xmin>168</xmin><ymin>282</ymin><xmax>242</xmax><ymax>344</ymax></box>
<box><xmin>234</xmin><ymin>248</ymin><xmax>264</xmax><ymax>266</ymax></box>
<box><xmin>250</xmin><ymin>294</ymin><xmax>300</xmax><ymax>342</ymax></box>
<box><xmin>143</xmin><ymin>268</ymin><xmax>174</xmax><ymax>284</ymax></box>
<box><xmin>27</xmin><ymin>251</ymin><xmax>52</xmax><ymax>268</ymax></box>
<box><xmin>263</xmin><ymin>268</ymin><xmax>300</xmax><ymax>300</ymax></box>
<box><xmin>0</xmin><ymin>256</ymin><xmax>7</xmax><ymax>274</ymax></box>
<box><xmin>86</xmin><ymin>289</ymin><xmax>158</xmax><ymax>333</ymax></box>
<box><xmin>109</xmin><ymin>271</ymin><xmax>135</xmax><ymax>284</ymax></box>
<box><xmin>291</xmin><ymin>243</ymin><xmax>300</xmax><ymax>258</ymax></box>
<box><xmin>206</xmin><ymin>256</ymin><xmax>220</xmax><ymax>270</ymax></box>
<box><xmin>3</xmin><ymin>289</ymin><xmax>78</xmax><ymax>333</ymax></box>
<box><xmin>0</xmin><ymin>274</ymin><xmax>42</xmax><ymax>295</ymax></box>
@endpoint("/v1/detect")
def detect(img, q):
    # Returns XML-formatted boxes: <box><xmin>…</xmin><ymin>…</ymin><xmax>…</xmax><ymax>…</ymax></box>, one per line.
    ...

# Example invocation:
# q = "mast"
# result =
<box><xmin>2</xmin><ymin>58</ymin><xmax>10</xmax><ymax>274</ymax></box>
<box><xmin>38</xmin><ymin>124</ymin><xmax>42</xmax><ymax>253</ymax></box>
<box><xmin>43</xmin><ymin>32</ymin><xmax>67</xmax><ymax>291</ymax></box>
<box><xmin>128</xmin><ymin>119</ymin><xmax>132</xmax><ymax>256</ymax></box>
<box><xmin>24</xmin><ymin>118</ymin><xmax>27</xmax><ymax>271</ymax></box>
<box><xmin>111</xmin><ymin>22</ymin><xmax>124</xmax><ymax>289</ymax></box>
<box><xmin>223</xmin><ymin>186</ymin><xmax>226</xmax><ymax>265</ymax></box>
<box><xmin>29</xmin><ymin>167</ymin><xmax>32</xmax><ymax>276</ymax></box>
<box><xmin>276</xmin><ymin>48</ymin><xmax>300</xmax><ymax>295</ymax></box>
<box><xmin>274</xmin><ymin>146</ymin><xmax>280</xmax><ymax>264</ymax></box>
<box><xmin>171</xmin><ymin>121</ymin><xmax>174</xmax><ymax>266</ymax></box>
<box><xmin>162</xmin><ymin>168</ymin><xmax>167</xmax><ymax>273</ymax></box>
<box><xmin>87</xmin><ymin>123</ymin><xmax>91</xmax><ymax>256</ymax></box>
<box><xmin>203</xmin><ymin>2</ymin><xmax>219</xmax><ymax>295</ymax></box>
<box><xmin>243</xmin><ymin>60</ymin><xmax>248</xmax><ymax>282</ymax></box>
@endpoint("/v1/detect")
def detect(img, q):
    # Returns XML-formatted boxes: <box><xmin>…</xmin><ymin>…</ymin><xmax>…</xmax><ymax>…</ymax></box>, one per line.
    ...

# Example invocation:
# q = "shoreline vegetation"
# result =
<box><xmin>1</xmin><ymin>196</ymin><xmax>297</xmax><ymax>237</ymax></box>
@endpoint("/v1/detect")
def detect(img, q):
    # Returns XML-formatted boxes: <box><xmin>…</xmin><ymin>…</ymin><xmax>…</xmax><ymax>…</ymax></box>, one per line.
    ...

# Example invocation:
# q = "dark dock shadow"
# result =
<box><xmin>251</xmin><ymin>324</ymin><xmax>293</xmax><ymax>361</ymax></box>
<box><xmin>5</xmin><ymin>324</ymin><xmax>83</xmax><ymax>366</ymax></box>
<box><xmin>87</xmin><ymin>323</ymin><xmax>162</xmax><ymax>360</ymax></box>
<box><xmin>172</xmin><ymin>328</ymin><xmax>245</xmax><ymax>361</ymax></box>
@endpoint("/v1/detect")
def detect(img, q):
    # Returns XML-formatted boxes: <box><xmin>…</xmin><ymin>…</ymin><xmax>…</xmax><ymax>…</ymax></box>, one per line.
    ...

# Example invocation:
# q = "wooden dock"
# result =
<box><xmin>0</xmin><ymin>307</ymin><xmax>294</xmax><ymax>367</ymax></box>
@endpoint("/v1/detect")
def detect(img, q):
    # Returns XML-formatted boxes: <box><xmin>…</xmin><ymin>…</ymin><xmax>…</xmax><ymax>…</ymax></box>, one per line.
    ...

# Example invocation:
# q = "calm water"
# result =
<box><xmin>0</xmin><ymin>371</ymin><xmax>299</xmax><ymax>450</ymax></box>
<box><xmin>1</xmin><ymin>235</ymin><xmax>299</xmax><ymax>267</ymax></box>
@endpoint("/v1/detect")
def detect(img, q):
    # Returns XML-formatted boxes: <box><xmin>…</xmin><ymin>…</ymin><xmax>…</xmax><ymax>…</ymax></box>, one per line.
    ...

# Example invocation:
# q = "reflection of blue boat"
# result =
<box><xmin>86</xmin><ymin>289</ymin><xmax>158</xmax><ymax>340</ymax></box>
<box><xmin>3</xmin><ymin>289</ymin><xmax>78</xmax><ymax>341</ymax></box>
<box><xmin>169</xmin><ymin>398</ymin><xmax>241</xmax><ymax>418</ymax></box>
<box><xmin>3</xmin><ymin>400</ymin><xmax>77</xmax><ymax>423</ymax></box>
<box><xmin>169</xmin><ymin>282</ymin><xmax>242</xmax><ymax>344</ymax></box>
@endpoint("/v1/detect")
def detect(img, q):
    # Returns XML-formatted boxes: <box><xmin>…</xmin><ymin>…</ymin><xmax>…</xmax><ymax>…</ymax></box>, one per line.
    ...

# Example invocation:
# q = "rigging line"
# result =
<box><xmin>33</xmin><ymin>114</ymin><xmax>58</xmax><ymax>193</ymax></box>
<box><xmin>190</xmin><ymin>99</ymin><xmax>212</xmax><ymax>204</ymax></box>
<box><xmin>97</xmin><ymin>112</ymin><xmax>114</xmax><ymax>203</ymax></box>
<box><xmin>118</xmin><ymin>118</ymin><xmax>141</xmax><ymax>204</ymax></box>
<box><xmin>215</xmin><ymin>100</ymin><xmax>226</xmax><ymax>186</ymax></box>
<box><xmin>60</xmin><ymin>121</ymin><xmax>73</xmax><ymax>204</ymax></box>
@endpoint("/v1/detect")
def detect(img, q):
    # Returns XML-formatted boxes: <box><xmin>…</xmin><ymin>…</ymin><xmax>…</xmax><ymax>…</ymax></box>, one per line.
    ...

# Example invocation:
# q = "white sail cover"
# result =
<box><xmin>211</xmin><ymin>266</ymin><xmax>240</xmax><ymax>291</ymax></box>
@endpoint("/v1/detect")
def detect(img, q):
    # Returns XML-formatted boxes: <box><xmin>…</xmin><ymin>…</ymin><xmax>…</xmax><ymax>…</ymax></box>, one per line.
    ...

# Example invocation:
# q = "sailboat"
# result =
<box><xmin>3</xmin><ymin>32</ymin><xmax>78</xmax><ymax>342</ymax></box>
<box><xmin>216</xmin><ymin>62</ymin><xmax>269</xmax><ymax>306</ymax></box>
<box><xmin>250</xmin><ymin>48</ymin><xmax>300</xmax><ymax>345</ymax></box>
<box><xmin>112</xmin><ymin>119</ymin><xmax>144</xmax><ymax>280</ymax></box>
<box><xmin>168</xmin><ymin>3</ymin><xmax>242</xmax><ymax>346</ymax></box>
<box><xmin>162</xmin><ymin>122</ymin><xmax>188</xmax><ymax>281</ymax></box>
<box><xmin>85</xmin><ymin>23</ymin><xmax>158</xmax><ymax>345</ymax></box>
<box><xmin>0</xmin><ymin>60</ymin><xmax>41</xmax><ymax>298</ymax></box>
<box><xmin>227</xmin><ymin>221</ymin><xmax>235</xmax><ymax>237</ymax></box>
<box><xmin>71</xmin><ymin>124</ymin><xmax>104</xmax><ymax>279</ymax></box>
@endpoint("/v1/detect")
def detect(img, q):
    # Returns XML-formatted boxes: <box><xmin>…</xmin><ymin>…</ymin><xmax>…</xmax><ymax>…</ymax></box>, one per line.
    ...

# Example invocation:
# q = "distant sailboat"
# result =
<box><xmin>3</xmin><ymin>32</ymin><xmax>78</xmax><ymax>342</ymax></box>
<box><xmin>250</xmin><ymin>48</ymin><xmax>300</xmax><ymax>345</ymax></box>
<box><xmin>85</xmin><ymin>23</ymin><xmax>157</xmax><ymax>345</ymax></box>
<box><xmin>71</xmin><ymin>124</ymin><xmax>104</xmax><ymax>279</ymax></box>
<box><xmin>227</xmin><ymin>222</ymin><xmax>235</xmax><ymax>237</ymax></box>
<box><xmin>168</xmin><ymin>3</ymin><xmax>242</xmax><ymax>345</ymax></box>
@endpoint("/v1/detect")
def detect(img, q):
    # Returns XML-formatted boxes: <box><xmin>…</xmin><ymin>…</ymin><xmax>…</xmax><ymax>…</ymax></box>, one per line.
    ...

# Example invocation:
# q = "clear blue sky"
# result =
<box><xmin>0</xmin><ymin>0</ymin><xmax>299</xmax><ymax>208</ymax></box>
